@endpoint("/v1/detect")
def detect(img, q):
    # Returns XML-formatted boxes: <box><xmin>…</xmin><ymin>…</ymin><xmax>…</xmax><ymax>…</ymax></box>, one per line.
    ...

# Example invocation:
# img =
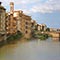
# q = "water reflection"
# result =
<box><xmin>0</xmin><ymin>38</ymin><xmax>60</xmax><ymax>60</ymax></box>
<box><xmin>52</xmin><ymin>38</ymin><xmax>60</xmax><ymax>41</ymax></box>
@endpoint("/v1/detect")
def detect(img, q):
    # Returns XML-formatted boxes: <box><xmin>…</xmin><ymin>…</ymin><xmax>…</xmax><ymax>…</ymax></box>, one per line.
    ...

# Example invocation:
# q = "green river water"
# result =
<box><xmin>0</xmin><ymin>38</ymin><xmax>60</xmax><ymax>60</ymax></box>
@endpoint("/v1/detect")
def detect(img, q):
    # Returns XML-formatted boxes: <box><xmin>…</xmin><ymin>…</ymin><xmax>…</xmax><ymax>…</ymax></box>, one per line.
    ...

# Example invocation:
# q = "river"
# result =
<box><xmin>0</xmin><ymin>38</ymin><xmax>60</xmax><ymax>60</ymax></box>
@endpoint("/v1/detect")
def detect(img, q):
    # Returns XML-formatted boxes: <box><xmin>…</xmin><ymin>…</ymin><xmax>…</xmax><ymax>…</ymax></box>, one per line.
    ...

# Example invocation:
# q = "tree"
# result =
<box><xmin>46</xmin><ymin>28</ymin><xmax>50</xmax><ymax>32</ymax></box>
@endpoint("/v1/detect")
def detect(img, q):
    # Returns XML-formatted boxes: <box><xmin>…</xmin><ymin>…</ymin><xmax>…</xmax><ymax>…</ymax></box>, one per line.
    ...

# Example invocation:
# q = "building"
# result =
<box><xmin>6</xmin><ymin>2</ymin><xmax>32</xmax><ymax>39</ymax></box>
<box><xmin>57</xmin><ymin>29</ymin><xmax>60</xmax><ymax>32</ymax></box>
<box><xmin>39</xmin><ymin>24</ymin><xmax>47</xmax><ymax>31</ymax></box>
<box><xmin>31</xmin><ymin>20</ymin><xmax>37</xmax><ymax>30</ymax></box>
<box><xmin>50</xmin><ymin>28</ymin><xmax>59</xmax><ymax>32</ymax></box>
<box><xmin>10</xmin><ymin>2</ymin><xmax>32</xmax><ymax>39</ymax></box>
<box><xmin>20</xmin><ymin>14</ymin><xmax>32</xmax><ymax>39</ymax></box>
<box><xmin>0</xmin><ymin>2</ymin><xmax>6</xmax><ymax>34</ymax></box>
<box><xmin>13</xmin><ymin>10</ymin><xmax>23</xmax><ymax>31</ymax></box>
<box><xmin>6</xmin><ymin>13</ymin><xmax>17</xmax><ymax>34</ymax></box>
<box><xmin>6</xmin><ymin>2</ymin><xmax>22</xmax><ymax>34</ymax></box>
<box><xmin>37</xmin><ymin>24</ymin><xmax>41</xmax><ymax>31</ymax></box>
<box><xmin>40</xmin><ymin>24</ymin><xmax>47</xmax><ymax>31</ymax></box>
<box><xmin>35</xmin><ymin>24</ymin><xmax>47</xmax><ymax>31</ymax></box>
<box><xmin>9</xmin><ymin>2</ymin><xmax>23</xmax><ymax>32</ymax></box>
<box><xmin>13</xmin><ymin>10</ymin><xmax>32</xmax><ymax>39</ymax></box>
<box><xmin>10</xmin><ymin>2</ymin><xmax>14</xmax><ymax>14</ymax></box>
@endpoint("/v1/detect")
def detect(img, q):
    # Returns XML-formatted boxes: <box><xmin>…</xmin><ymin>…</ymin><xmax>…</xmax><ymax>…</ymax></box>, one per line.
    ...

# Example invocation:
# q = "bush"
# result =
<box><xmin>7</xmin><ymin>31</ymin><xmax>23</xmax><ymax>43</ymax></box>
<box><xmin>38</xmin><ymin>34</ymin><xmax>49</xmax><ymax>40</ymax></box>
<box><xmin>32</xmin><ymin>32</ymin><xmax>49</xmax><ymax>40</ymax></box>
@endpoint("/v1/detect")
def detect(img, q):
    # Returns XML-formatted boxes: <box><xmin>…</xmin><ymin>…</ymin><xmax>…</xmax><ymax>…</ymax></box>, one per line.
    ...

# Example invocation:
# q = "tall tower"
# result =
<box><xmin>10</xmin><ymin>2</ymin><xmax>14</xmax><ymax>14</ymax></box>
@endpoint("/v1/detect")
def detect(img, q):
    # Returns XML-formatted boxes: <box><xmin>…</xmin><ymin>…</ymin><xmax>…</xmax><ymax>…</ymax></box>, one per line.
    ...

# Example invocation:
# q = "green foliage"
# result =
<box><xmin>46</xmin><ymin>28</ymin><xmax>50</xmax><ymax>32</ymax></box>
<box><xmin>38</xmin><ymin>34</ymin><xmax>49</xmax><ymax>40</ymax></box>
<box><xmin>36</xmin><ymin>34</ymin><xmax>48</xmax><ymax>40</ymax></box>
<box><xmin>32</xmin><ymin>30</ymin><xmax>49</xmax><ymax>40</ymax></box>
<box><xmin>31</xmin><ymin>30</ymin><xmax>37</xmax><ymax>38</ymax></box>
<box><xmin>0</xmin><ymin>31</ymin><xmax>23</xmax><ymax>46</ymax></box>
<box><xmin>7</xmin><ymin>31</ymin><xmax>23</xmax><ymax>43</ymax></box>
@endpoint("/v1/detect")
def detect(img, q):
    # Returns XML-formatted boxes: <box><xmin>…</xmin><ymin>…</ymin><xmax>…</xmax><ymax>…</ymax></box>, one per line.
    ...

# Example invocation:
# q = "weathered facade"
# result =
<box><xmin>10</xmin><ymin>2</ymin><xmax>14</xmax><ymax>14</ymax></box>
<box><xmin>13</xmin><ymin>10</ymin><xmax>23</xmax><ymax>31</ymax></box>
<box><xmin>20</xmin><ymin>14</ymin><xmax>32</xmax><ymax>39</ymax></box>
<box><xmin>36</xmin><ymin>24</ymin><xmax>47</xmax><ymax>31</ymax></box>
<box><xmin>6</xmin><ymin>14</ymin><xmax>17</xmax><ymax>34</ymax></box>
<box><xmin>6</xmin><ymin>2</ymin><xmax>32</xmax><ymax>39</ymax></box>
<box><xmin>0</xmin><ymin>2</ymin><xmax>6</xmax><ymax>34</ymax></box>
<box><xmin>31</xmin><ymin>20</ymin><xmax>37</xmax><ymax>30</ymax></box>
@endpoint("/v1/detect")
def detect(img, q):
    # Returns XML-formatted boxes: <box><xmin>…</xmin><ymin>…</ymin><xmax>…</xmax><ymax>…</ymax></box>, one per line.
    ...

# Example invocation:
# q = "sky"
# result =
<box><xmin>0</xmin><ymin>0</ymin><xmax>60</xmax><ymax>28</ymax></box>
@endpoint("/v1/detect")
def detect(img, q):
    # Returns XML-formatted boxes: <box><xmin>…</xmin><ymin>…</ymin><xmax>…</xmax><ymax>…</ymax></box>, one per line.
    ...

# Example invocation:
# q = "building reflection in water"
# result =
<box><xmin>52</xmin><ymin>37</ymin><xmax>60</xmax><ymax>41</ymax></box>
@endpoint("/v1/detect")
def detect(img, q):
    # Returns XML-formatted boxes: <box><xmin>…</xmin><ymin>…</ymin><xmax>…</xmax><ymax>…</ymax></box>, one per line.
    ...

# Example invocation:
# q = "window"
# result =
<box><xmin>25</xmin><ymin>22</ymin><xmax>28</xmax><ymax>25</ymax></box>
<box><xmin>25</xmin><ymin>26</ymin><xmax>28</xmax><ymax>29</ymax></box>
<box><xmin>25</xmin><ymin>31</ymin><xmax>28</xmax><ymax>34</ymax></box>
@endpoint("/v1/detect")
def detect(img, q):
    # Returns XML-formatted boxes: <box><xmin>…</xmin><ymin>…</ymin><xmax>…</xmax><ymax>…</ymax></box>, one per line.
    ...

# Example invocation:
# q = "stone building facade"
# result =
<box><xmin>36</xmin><ymin>24</ymin><xmax>47</xmax><ymax>31</ymax></box>
<box><xmin>0</xmin><ymin>2</ymin><xmax>6</xmax><ymax>34</ymax></box>
<box><xmin>31</xmin><ymin>20</ymin><xmax>37</xmax><ymax>30</ymax></box>
<box><xmin>20</xmin><ymin>14</ymin><xmax>32</xmax><ymax>39</ymax></box>
<box><xmin>13</xmin><ymin>10</ymin><xmax>23</xmax><ymax>31</ymax></box>
<box><xmin>10</xmin><ymin>2</ymin><xmax>14</xmax><ymax>14</ymax></box>
<box><xmin>6</xmin><ymin>2</ymin><xmax>32</xmax><ymax>39</ymax></box>
<box><xmin>6</xmin><ymin>14</ymin><xmax>17</xmax><ymax>34</ymax></box>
